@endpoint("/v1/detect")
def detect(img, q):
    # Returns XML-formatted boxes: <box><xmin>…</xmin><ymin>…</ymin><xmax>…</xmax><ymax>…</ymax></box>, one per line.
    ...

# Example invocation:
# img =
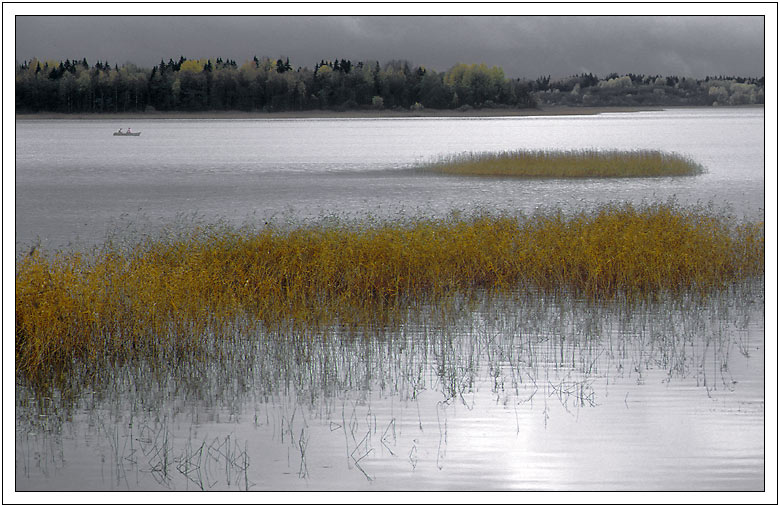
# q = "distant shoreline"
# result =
<box><xmin>15</xmin><ymin>104</ymin><xmax>762</xmax><ymax>121</ymax></box>
<box><xmin>15</xmin><ymin>105</ymin><xmax>675</xmax><ymax>120</ymax></box>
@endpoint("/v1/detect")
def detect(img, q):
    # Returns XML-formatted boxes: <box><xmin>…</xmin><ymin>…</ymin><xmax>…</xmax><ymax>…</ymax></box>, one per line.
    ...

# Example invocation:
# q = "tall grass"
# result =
<box><xmin>16</xmin><ymin>202</ymin><xmax>762</xmax><ymax>383</ymax></box>
<box><xmin>418</xmin><ymin>149</ymin><xmax>705</xmax><ymax>178</ymax></box>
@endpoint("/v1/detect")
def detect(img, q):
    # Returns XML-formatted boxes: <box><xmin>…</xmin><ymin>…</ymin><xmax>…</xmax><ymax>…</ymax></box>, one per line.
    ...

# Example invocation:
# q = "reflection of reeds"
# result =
<box><xmin>15</xmin><ymin>202</ymin><xmax>763</xmax><ymax>383</ymax></box>
<box><xmin>417</xmin><ymin>149</ymin><xmax>705</xmax><ymax>178</ymax></box>
<box><xmin>16</xmin><ymin>282</ymin><xmax>762</xmax><ymax>488</ymax></box>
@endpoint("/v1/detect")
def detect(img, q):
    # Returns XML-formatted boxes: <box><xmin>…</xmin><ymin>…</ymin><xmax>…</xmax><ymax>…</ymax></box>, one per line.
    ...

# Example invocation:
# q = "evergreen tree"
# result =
<box><xmin>14</xmin><ymin>54</ymin><xmax>765</xmax><ymax>113</ymax></box>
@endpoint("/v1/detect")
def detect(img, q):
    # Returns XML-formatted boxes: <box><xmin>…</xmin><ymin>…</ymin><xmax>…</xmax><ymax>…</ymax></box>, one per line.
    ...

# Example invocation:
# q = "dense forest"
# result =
<box><xmin>15</xmin><ymin>55</ymin><xmax>765</xmax><ymax>113</ymax></box>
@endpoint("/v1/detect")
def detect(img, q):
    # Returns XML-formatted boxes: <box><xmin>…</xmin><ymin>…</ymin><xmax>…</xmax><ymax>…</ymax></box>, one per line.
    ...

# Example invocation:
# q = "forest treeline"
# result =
<box><xmin>15</xmin><ymin>55</ymin><xmax>765</xmax><ymax>114</ymax></box>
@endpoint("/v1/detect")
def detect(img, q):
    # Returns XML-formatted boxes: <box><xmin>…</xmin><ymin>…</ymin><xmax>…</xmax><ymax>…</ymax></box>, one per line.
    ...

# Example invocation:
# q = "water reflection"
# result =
<box><xmin>16</xmin><ymin>283</ymin><xmax>764</xmax><ymax>491</ymax></box>
<box><xmin>15</xmin><ymin>109</ymin><xmax>765</xmax><ymax>255</ymax></box>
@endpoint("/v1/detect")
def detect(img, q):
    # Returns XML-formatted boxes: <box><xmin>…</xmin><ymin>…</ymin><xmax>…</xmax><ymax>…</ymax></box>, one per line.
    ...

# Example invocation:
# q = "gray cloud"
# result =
<box><xmin>15</xmin><ymin>15</ymin><xmax>765</xmax><ymax>78</ymax></box>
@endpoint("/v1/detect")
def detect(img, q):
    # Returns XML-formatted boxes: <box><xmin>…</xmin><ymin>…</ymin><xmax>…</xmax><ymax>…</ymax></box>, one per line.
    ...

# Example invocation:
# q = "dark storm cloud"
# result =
<box><xmin>15</xmin><ymin>15</ymin><xmax>765</xmax><ymax>78</ymax></box>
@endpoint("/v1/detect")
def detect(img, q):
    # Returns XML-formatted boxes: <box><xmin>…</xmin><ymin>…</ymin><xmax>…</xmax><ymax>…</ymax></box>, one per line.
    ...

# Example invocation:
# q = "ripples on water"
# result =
<box><xmin>14</xmin><ymin>108</ymin><xmax>766</xmax><ymax>493</ymax></box>
<box><xmin>14</xmin><ymin>108</ymin><xmax>765</xmax><ymax>254</ymax></box>
<box><xmin>16</xmin><ymin>285</ymin><xmax>764</xmax><ymax>491</ymax></box>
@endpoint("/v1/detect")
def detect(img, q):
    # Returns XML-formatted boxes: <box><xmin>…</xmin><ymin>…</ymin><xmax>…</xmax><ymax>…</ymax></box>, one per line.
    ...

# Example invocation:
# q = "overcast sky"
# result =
<box><xmin>14</xmin><ymin>15</ymin><xmax>766</xmax><ymax>79</ymax></box>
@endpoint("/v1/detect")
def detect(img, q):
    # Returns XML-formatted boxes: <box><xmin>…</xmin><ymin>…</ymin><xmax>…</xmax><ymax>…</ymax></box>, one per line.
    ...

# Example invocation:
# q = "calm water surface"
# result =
<box><xmin>14</xmin><ymin>109</ymin><xmax>766</xmax><ymax>493</ymax></box>
<box><xmin>15</xmin><ymin>108</ymin><xmax>764</xmax><ymax>253</ymax></box>
<box><xmin>16</xmin><ymin>292</ymin><xmax>765</xmax><ymax>492</ymax></box>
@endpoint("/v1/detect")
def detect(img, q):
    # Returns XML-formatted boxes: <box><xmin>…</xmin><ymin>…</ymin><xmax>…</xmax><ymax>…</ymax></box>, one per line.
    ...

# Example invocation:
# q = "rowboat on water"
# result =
<box><xmin>113</xmin><ymin>130</ymin><xmax>141</xmax><ymax>136</ymax></box>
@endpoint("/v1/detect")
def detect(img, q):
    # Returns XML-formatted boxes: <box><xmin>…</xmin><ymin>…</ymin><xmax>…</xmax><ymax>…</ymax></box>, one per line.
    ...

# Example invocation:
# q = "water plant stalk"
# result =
<box><xmin>417</xmin><ymin>149</ymin><xmax>705</xmax><ymax>178</ymax></box>
<box><xmin>15</xmin><ymin>202</ymin><xmax>763</xmax><ymax>384</ymax></box>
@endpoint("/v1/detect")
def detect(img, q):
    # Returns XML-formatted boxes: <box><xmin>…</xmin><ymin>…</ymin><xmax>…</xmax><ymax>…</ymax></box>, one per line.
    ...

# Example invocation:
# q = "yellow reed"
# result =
<box><xmin>419</xmin><ymin>149</ymin><xmax>705</xmax><ymax>178</ymax></box>
<box><xmin>16</xmin><ymin>202</ymin><xmax>763</xmax><ymax>383</ymax></box>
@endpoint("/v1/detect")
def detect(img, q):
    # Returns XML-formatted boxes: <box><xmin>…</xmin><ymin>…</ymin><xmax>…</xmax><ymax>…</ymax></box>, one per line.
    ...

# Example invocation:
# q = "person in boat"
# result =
<box><xmin>117</xmin><ymin>128</ymin><xmax>123</xmax><ymax>134</ymax></box>
<box><xmin>127</xmin><ymin>127</ymin><xmax>132</xmax><ymax>133</ymax></box>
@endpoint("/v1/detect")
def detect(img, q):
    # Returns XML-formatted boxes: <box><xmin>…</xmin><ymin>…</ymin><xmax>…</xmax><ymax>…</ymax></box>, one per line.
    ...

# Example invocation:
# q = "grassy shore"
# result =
<box><xmin>15</xmin><ymin>105</ymin><xmax>667</xmax><ymax>121</ymax></box>
<box><xmin>418</xmin><ymin>149</ymin><xmax>705</xmax><ymax>178</ymax></box>
<box><xmin>16</xmin><ymin>202</ymin><xmax>763</xmax><ymax>384</ymax></box>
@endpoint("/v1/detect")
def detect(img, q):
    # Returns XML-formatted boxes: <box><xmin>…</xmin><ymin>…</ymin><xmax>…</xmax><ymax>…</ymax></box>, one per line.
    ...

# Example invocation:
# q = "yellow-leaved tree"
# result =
<box><xmin>444</xmin><ymin>63</ymin><xmax>506</xmax><ymax>106</ymax></box>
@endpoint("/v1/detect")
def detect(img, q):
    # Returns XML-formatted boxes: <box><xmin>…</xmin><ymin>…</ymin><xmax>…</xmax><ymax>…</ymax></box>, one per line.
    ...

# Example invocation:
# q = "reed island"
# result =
<box><xmin>417</xmin><ymin>149</ymin><xmax>705</xmax><ymax>178</ymax></box>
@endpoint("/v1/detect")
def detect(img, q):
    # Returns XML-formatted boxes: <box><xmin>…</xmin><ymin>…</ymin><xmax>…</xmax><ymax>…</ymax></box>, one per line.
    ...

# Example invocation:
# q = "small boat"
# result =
<box><xmin>113</xmin><ymin>131</ymin><xmax>141</xmax><ymax>136</ymax></box>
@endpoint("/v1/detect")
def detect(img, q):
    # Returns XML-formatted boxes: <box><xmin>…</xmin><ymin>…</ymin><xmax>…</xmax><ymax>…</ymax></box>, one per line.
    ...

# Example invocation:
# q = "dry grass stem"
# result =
<box><xmin>418</xmin><ymin>149</ymin><xmax>705</xmax><ymax>178</ymax></box>
<box><xmin>16</xmin><ymin>202</ymin><xmax>763</xmax><ymax>383</ymax></box>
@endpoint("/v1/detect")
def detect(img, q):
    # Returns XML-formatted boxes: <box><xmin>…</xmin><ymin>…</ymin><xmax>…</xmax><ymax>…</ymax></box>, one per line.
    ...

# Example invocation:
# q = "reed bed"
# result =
<box><xmin>16</xmin><ymin>202</ymin><xmax>763</xmax><ymax>383</ymax></box>
<box><xmin>17</xmin><ymin>281</ymin><xmax>763</xmax><ymax>489</ymax></box>
<box><xmin>418</xmin><ymin>149</ymin><xmax>705</xmax><ymax>178</ymax></box>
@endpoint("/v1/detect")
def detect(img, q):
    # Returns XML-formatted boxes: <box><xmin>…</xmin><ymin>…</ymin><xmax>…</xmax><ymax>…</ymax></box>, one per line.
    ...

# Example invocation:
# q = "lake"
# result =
<box><xmin>15</xmin><ymin>108</ymin><xmax>764</xmax><ymax>254</ymax></box>
<box><xmin>14</xmin><ymin>108</ymin><xmax>766</xmax><ymax>494</ymax></box>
